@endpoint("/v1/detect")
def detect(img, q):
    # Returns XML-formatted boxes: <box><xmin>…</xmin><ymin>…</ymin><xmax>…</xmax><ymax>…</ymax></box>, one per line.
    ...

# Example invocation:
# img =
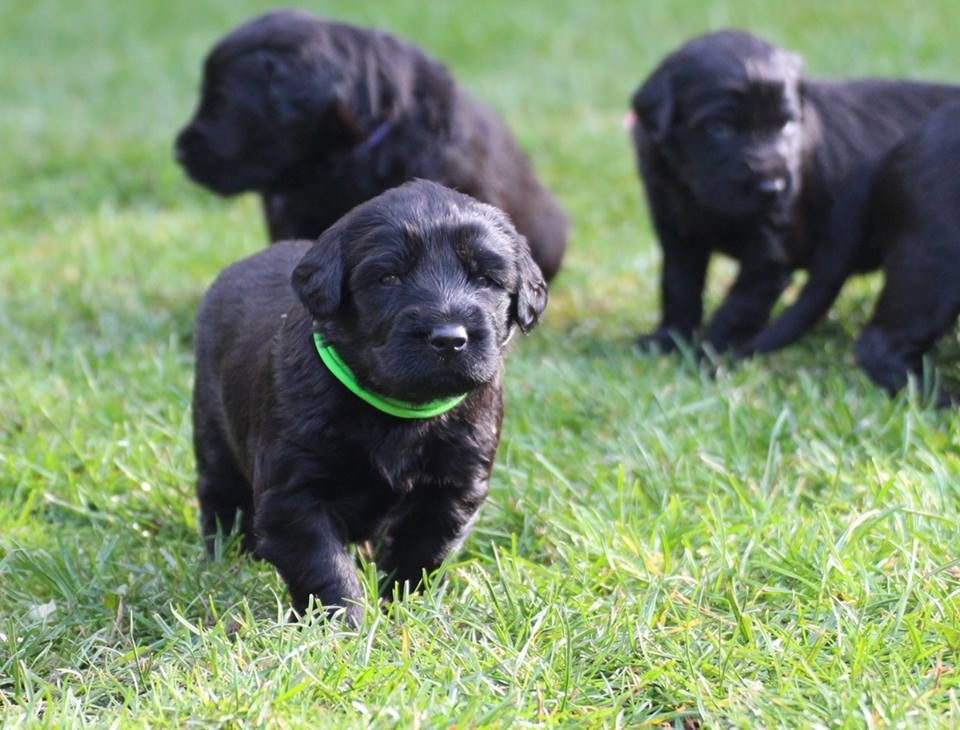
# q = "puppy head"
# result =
<box><xmin>630</xmin><ymin>29</ymin><xmax>805</xmax><ymax>218</ymax></box>
<box><xmin>292</xmin><ymin>180</ymin><xmax>547</xmax><ymax>402</ymax></box>
<box><xmin>174</xmin><ymin>11</ymin><xmax>371</xmax><ymax>195</ymax></box>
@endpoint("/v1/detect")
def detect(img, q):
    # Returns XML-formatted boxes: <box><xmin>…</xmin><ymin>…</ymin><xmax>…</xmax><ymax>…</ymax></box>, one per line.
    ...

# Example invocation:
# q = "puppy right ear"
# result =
<box><xmin>631</xmin><ymin>70</ymin><xmax>673</xmax><ymax>142</ymax></box>
<box><xmin>510</xmin><ymin>238</ymin><xmax>549</xmax><ymax>335</ymax></box>
<box><xmin>291</xmin><ymin>227</ymin><xmax>346</xmax><ymax>318</ymax></box>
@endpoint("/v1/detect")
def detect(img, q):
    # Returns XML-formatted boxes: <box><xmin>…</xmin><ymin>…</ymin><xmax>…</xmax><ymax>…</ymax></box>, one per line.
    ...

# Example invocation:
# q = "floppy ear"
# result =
<box><xmin>291</xmin><ymin>224</ymin><xmax>347</xmax><ymax>318</ymax></box>
<box><xmin>510</xmin><ymin>238</ymin><xmax>548</xmax><ymax>334</ymax></box>
<box><xmin>632</xmin><ymin>68</ymin><xmax>673</xmax><ymax>142</ymax></box>
<box><xmin>261</xmin><ymin>50</ymin><xmax>365</xmax><ymax>145</ymax></box>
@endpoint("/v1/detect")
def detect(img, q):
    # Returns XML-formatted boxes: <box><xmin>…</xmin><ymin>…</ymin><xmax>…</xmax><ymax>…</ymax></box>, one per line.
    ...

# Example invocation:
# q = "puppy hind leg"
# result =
<box><xmin>197</xmin><ymin>464</ymin><xmax>255</xmax><ymax>557</ymax></box>
<box><xmin>195</xmin><ymin>419</ymin><xmax>254</xmax><ymax>556</ymax></box>
<box><xmin>856</xmin><ymin>257</ymin><xmax>960</xmax><ymax>402</ymax></box>
<box><xmin>854</xmin><ymin>325</ymin><xmax>915</xmax><ymax>396</ymax></box>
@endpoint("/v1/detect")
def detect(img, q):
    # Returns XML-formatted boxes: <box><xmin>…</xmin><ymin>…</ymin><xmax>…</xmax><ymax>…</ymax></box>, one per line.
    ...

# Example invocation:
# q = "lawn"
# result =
<box><xmin>3</xmin><ymin>0</ymin><xmax>960</xmax><ymax>726</ymax></box>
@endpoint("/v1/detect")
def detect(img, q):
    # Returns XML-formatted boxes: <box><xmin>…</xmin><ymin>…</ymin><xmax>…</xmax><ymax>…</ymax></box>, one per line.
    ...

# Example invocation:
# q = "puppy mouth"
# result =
<box><xmin>175</xmin><ymin>149</ymin><xmax>248</xmax><ymax>195</ymax></box>
<box><xmin>367</xmin><ymin>327</ymin><xmax>500</xmax><ymax>402</ymax></box>
<box><xmin>174</xmin><ymin>129</ymin><xmax>260</xmax><ymax>194</ymax></box>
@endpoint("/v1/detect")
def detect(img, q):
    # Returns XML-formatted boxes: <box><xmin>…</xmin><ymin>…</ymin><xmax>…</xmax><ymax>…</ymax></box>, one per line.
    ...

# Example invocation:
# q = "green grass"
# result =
<box><xmin>3</xmin><ymin>0</ymin><xmax>960</xmax><ymax>726</ymax></box>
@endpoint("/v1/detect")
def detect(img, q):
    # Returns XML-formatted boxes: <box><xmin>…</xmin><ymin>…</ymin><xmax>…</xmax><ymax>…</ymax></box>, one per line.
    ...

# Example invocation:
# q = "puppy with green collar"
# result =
<box><xmin>192</xmin><ymin>180</ymin><xmax>547</xmax><ymax>625</ymax></box>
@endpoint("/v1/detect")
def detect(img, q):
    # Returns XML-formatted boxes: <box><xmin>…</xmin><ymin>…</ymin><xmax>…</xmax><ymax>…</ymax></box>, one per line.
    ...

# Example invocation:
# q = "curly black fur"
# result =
<box><xmin>175</xmin><ymin>9</ymin><xmax>568</xmax><ymax>281</ymax></box>
<box><xmin>629</xmin><ymin>29</ymin><xmax>960</xmax><ymax>354</ymax></box>
<box><xmin>192</xmin><ymin>180</ymin><xmax>548</xmax><ymax>624</ymax></box>
<box><xmin>848</xmin><ymin>101</ymin><xmax>960</xmax><ymax>402</ymax></box>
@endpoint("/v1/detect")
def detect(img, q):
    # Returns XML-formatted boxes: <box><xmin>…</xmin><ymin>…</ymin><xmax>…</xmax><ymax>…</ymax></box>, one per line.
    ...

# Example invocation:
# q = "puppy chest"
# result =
<box><xmin>320</xmin><ymin>430</ymin><xmax>486</xmax><ymax>504</ymax></box>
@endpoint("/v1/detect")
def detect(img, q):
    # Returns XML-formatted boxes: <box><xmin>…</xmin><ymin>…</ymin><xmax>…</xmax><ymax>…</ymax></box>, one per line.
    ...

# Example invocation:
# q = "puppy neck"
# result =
<box><xmin>312</xmin><ymin>331</ymin><xmax>468</xmax><ymax>419</ymax></box>
<box><xmin>354</xmin><ymin>119</ymin><xmax>395</xmax><ymax>155</ymax></box>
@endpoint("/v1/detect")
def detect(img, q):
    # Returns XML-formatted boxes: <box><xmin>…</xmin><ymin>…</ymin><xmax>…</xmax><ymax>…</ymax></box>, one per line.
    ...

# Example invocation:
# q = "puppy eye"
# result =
<box><xmin>473</xmin><ymin>274</ymin><xmax>500</xmax><ymax>289</ymax></box>
<box><xmin>379</xmin><ymin>274</ymin><xmax>402</xmax><ymax>286</ymax></box>
<box><xmin>706</xmin><ymin>120</ymin><xmax>735</xmax><ymax>138</ymax></box>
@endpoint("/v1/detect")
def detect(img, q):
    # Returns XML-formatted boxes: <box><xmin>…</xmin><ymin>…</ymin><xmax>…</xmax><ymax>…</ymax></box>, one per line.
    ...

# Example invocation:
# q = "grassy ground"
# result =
<box><xmin>3</xmin><ymin>0</ymin><xmax>960</xmax><ymax>726</ymax></box>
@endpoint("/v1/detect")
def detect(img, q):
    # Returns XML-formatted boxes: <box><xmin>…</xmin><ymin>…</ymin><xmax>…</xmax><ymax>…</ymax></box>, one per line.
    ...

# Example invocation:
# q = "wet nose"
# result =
<box><xmin>428</xmin><ymin>324</ymin><xmax>468</xmax><ymax>354</ymax></box>
<box><xmin>173</xmin><ymin>132</ymin><xmax>190</xmax><ymax>163</ymax></box>
<box><xmin>174</xmin><ymin>127</ymin><xmax>201</xmax><ymax>163</ymax></box>
<box><xmin>756</xmin><ymin>175</ymin><xmax>789</xmax><ymax>197</ymax></box>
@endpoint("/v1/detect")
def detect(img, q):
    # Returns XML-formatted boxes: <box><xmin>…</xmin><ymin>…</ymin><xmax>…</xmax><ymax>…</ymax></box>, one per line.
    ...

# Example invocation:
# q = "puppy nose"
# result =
<box><xmin>174</xmin><ymin>127</ymin><xmax>202</xmax><ymax>162</ymax></box>
<box><xmin>428</xmin><ymin>324</ymin><xmax>468</xmax><ymax>354</ymax></box>
<box><xmin>756</xmin><ymin>176</ymin><xmax>789</xmax><ymax>197</ymax></box>
<box><xmin>173</xmin><ymin>131</ymin><xmax>191</xmax><ymax>163</ymax></box>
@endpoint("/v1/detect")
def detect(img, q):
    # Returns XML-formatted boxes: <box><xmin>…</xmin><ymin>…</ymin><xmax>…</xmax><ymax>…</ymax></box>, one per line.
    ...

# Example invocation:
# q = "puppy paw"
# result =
<box><xmin>636</xmin><ymin>329</ymin><xmax>682</xmax><ymax>354</ymax></box>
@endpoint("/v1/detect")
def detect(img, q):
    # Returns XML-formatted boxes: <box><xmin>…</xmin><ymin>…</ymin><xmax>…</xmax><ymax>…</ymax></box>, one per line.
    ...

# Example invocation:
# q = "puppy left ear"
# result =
<box><xmin>291</xmin><ymin>223</ymin><xmax>347</xmax><ymax>318</ymax></box>
<box><xmin>510</xmin><ymin>238</ymin><xmax>548</xmax><ymax>334</ymax></box>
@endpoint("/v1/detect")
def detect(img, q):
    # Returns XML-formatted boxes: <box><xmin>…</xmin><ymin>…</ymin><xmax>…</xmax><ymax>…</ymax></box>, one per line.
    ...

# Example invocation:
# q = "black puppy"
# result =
<box><xmin>849</xmin><ymin>101</ymin><xmax>960</xmax><ymax>401</ymax></box>
<box><xmin>629</xmin><ymin>29</ymin><xmax>960</xmax><ymax>354</ymax></box>
<box><xmin>175</xmin><ymin>9</ymin><xmax>568</xmax><ymax>281</ymax></box>
<box><xmin>192</xmin><ymin>180</ymin><xmax>547</xmax><ymax>624</ymax></box>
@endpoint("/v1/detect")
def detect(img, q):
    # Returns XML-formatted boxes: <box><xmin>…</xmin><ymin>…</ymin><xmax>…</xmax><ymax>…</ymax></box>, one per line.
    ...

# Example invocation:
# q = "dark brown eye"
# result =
<box><xmin>474</xmin><ymin>274</ymin><xmax>498</xmax><ymax>288</ymax></box>
<box><xmin>380</xmin><ymin>274</ymin><xmax>401</xmax><ymax>286</ymax></box>
<box><xmin>706</xmin><ymin>119</ymin><xmax>735</xmax><ymax>138</ymax></box>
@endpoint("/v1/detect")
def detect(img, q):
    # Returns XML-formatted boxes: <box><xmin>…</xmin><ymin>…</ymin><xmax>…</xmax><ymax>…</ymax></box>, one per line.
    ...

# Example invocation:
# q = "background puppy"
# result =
<box><xmin>192</xmin><ymin>180</ymin><xmax>547</xmax><ymax>624</ymax></box>
<box><xmin>629</xmin><ymin>29</ymin><xmax>960</xmax><ymax>354</ymax></box>
<box><xmin>175</xmin><ymin>9</ymin><xmax>568</xmax><ymax>281</ymax></box>
<box><xmin>849</xmin><ymin>101</ymin><xmax>960</xmax><ymax>401</ymax></box>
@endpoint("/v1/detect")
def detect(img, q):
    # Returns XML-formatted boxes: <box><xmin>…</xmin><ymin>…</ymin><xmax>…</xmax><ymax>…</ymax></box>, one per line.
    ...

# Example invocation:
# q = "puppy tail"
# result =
<box><xmin>745</xmin><ymin>162</ymin><xmax>877</xmax><ymax>355</ymax></box>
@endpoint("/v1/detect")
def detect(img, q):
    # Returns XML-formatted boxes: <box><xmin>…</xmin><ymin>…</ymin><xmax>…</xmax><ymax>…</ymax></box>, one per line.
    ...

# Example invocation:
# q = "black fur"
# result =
<box><xmin>175</xmin><ymin>9</ymin><xmax>568</xmax><ymax>281</ymax></box>
<box><xmin>850</xmin><ymin>101</ymin><xmax>960</xmax><ymax>401</ymax></box>
<box><xmin>629</xmin><ymin>29</ymin><xmax>960</xmax><ymax>354</ymax></box>
<box><xmin>192</xmin><ymin>180</ymin><xmax>547</xmax><ymax>624</ymax></box>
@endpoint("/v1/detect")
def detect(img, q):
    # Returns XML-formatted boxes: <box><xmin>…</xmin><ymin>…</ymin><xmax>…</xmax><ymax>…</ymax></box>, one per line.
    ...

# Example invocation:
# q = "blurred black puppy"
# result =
<box><xmin>175</xmin><ymin>9</ymin><xmax>568</xmax><ymax>281</ymax></box>
<box><xmin>192</xmin><ymin>180</ymin><xmax>547</xmax><ymax>624</ymax></box>
<box><xmin>629</xmin><ymin>29</ymin><xmax>960</xmax><ymax>354</ymax></box>
<box><xmin>849</xmin><ymin>101</ymin><xmax>960</xmax><ymax>401</ymax></box>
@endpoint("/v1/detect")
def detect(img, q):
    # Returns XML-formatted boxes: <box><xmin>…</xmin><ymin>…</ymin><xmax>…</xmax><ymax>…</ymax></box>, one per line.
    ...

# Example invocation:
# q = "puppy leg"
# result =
<box><xmin>194</xmin><ymin>418</ymin><xmax>255</xmax><ymax>556</ymax></box>
<box><xmin>741</xmin><ymin>245</ymin><xmax>855</xmax><ymax>355</ymax></box>
<box><xmin>855</xmin><ymin>249</ymin><xmax>960</xmax><ymax>402</ymax></box>
<box><xmin>638</xmin><ymin>240</ymin><xmax>709</xmax><ymax>352</ymax></box>
<box><xmin>375</xmin><ymin>480</ymin><xmax>488</xmax><ymax>600</ymax></box>
<box><xmin>743</xmin><ymin>163</ymin><xmax>878</xmax><ymax>356</ymax></box>
<box><xmin>197</xmin><ymin>470</ymin><xmax>255</xmax><ymax>557</ymax></box>
<box><xmin>703</xmin><ymin>259</ymin><xmax>791</xmax><ymax>352</ymax></box>
<box><xmin>255</xmin><ymin>489</ymin><xmax>363</xmax><ymax>625</ymax></box>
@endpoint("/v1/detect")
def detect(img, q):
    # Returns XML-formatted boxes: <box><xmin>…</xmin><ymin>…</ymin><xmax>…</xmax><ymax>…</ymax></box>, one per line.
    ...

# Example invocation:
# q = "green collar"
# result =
<box><xmin>312</xmin><ymin>332</ymin><xmax>468</xmax><ymax>419</ymax></box>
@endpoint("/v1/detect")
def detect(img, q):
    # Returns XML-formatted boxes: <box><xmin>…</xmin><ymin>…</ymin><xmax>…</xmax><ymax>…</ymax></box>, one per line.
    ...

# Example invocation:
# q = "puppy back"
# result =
<box><xmin>195</xmin><ymin>240</ymin><xmax>313</xmax><ymax>366</ymax></box>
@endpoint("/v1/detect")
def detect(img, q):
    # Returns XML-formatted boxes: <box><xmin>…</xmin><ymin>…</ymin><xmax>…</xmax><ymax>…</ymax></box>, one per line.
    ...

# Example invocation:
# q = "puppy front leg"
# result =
<box><xmin>703</xmin><ymin>259</ymin><xmax>790</xmax><ymax>353</ymax></box>
<box><xmin>739</xmin><ymin>260</ymin><xmax>849</xmax><ymax>355</ymax></box>
<box><xmin>255</xmin><ymin>489</ymin><xmax>363</xmax><ymax>625</ymax></box>
<box><xmin>376</xmin><ymin>480</ymin><xmax>488</xmax><ymax>600</ymax></box>
<box><xmin>638</xmin><ymin>241</ymin><xmax>709</xmax><ymax>352</ymax></box>
<box><xmin>741</xmin><ymin>169</ymin><xmax>876</xmax><ymax>356</ymax></box>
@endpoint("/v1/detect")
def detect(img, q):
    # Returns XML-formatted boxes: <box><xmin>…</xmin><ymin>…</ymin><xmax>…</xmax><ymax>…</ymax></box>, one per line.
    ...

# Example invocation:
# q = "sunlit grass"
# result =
<box><xmin>2</xmin><ymin>0</ymin><xmax>960</xmax><ymax>726</ymax></box>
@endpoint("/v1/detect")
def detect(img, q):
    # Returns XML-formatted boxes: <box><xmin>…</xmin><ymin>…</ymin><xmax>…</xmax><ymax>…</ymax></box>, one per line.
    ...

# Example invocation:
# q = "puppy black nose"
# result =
<box><xmin>174</xmin><ymin>127</ymin><xmax>202</xmax><ymax>163</ymax></box>
<box><xmin>428</xmin><ymin>324</ymin><xmax>468</xmax><ymax>354</ymax></box>
<box><xmin>174</xmin><ymin>132</ymin><xmax>191</xmax><ymax>163</ymax></box>
<box><xmin>757</xmin><ymin>176</ymin><xmax>789</xmax><ymax>197</ymax></box>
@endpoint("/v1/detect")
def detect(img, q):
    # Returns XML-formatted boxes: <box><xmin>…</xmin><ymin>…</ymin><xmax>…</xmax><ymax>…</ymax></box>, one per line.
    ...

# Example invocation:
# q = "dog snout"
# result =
<box><xmin>756</xmin><ymin>175</ymin><xmax>789</xmax><ymax>197</ymax></box>
<box><xmin>174</xmin><ymin>128</ymin><xmax>197</xmax><ymax>163</ymax></box>
<box><xmin>428</xmin><ymin>324</ymin><xmax>468</xmax><ymax>354</ymax></box>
